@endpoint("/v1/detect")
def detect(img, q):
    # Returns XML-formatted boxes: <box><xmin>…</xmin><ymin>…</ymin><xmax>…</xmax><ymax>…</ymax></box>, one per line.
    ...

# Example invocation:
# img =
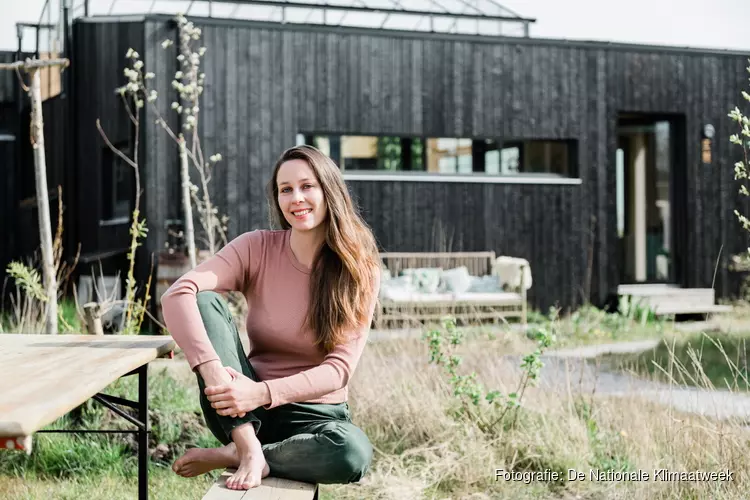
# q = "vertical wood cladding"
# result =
<box><xmin>70</xmin><ymin>17</ymin><xmax>748</xmax><ymax>311</ymax></box>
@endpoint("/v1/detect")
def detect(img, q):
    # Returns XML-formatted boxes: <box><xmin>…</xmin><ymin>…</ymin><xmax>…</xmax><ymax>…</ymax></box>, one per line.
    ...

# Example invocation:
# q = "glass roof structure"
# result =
<box><xmin>22</xmin><ymin>0</ymin><xmax>533</xmax><ymax>57</ymax></box>
<box><xmin>89</xmin><ymin>0</ymin><xmax>534</xmax><ymax>37</ymax></box>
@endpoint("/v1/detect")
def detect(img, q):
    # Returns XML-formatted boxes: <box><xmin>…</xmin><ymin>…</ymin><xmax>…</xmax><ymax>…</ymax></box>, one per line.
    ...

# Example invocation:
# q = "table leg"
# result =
<box><xmin>138</xmin><ymin>363</ymin><xmax>149</xmax><ymax>500</ymax></box>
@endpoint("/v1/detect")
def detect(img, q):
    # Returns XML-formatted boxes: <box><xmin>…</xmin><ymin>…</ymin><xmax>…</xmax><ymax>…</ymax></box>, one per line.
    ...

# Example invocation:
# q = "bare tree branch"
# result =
<box><xmin>119</xmin><ymin>93</ymin><xmax>139</xmax><ymax>127</ymax></box>
<box><xmin>96</xmin><ymin>119</ymin><xmax>139</xmax><ymax>170</ymax></box>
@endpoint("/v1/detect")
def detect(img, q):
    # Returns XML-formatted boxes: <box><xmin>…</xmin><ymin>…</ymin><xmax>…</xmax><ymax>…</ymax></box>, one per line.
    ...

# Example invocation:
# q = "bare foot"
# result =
<box><xmin>172</xmin><ymin>443</ymin><xmax>239</xmax><ymax>477</ymax></box>
<box><xmin>225</xmin><ymin>424</ymin><xmax>270</xmax><ymax>490</ymax></box>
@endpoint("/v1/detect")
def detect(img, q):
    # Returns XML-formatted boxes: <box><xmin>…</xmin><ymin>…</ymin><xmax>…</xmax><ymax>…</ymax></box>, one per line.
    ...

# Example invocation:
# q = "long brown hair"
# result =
<box><xmin>266</xmin><ymin>145</ymin><xmax>380</xmax><ymax>352</ymax></box>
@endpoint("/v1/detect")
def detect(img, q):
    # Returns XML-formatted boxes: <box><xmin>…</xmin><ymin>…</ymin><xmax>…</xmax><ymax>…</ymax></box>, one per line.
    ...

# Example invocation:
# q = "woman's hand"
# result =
<box><xmin>204</xmin><ymin>367</ymin><xmax>271</xmax><ymax>418</ymax></box>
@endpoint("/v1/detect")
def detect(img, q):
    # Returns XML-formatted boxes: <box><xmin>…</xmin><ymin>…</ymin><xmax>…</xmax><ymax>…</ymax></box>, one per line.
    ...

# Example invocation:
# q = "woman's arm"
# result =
<box><xmin>261</xmin><ymin>271</ymin><xmax>380</xmax><ymax>409</ymax></box>
<box><xmin>161</xmin><ymin>231</ymin><xmax>260</xmax><ymax>374</ymax></box>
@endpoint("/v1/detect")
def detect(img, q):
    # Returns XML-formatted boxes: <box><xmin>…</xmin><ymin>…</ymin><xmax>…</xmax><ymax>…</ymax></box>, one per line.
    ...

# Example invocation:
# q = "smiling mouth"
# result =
<box><xmin>292</xmin><ymin>208</ymin><xmax>312</xmax><ymax>216</ymax></box>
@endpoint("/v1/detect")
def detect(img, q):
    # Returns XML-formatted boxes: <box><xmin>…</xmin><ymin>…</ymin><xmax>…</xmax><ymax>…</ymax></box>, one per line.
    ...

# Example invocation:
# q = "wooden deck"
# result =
<box><xmin>617</xmin><ymin>284</ymin><xmax>733</xmax><ymax>316</ymax></box>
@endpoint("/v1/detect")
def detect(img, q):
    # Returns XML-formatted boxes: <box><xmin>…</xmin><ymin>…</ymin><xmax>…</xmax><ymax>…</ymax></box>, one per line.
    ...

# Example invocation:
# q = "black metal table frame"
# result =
<box><xmin>37</xmin><ymin>363</ymin><xmax>151</xmax><ymax>499</ymax></box>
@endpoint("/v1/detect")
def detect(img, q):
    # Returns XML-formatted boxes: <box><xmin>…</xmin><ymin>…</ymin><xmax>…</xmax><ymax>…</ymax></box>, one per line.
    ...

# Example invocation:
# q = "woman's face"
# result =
<box><xmin>276</xmin><ymin>159</ymin><xmax>328</xmax><ymax>232</ymax></box>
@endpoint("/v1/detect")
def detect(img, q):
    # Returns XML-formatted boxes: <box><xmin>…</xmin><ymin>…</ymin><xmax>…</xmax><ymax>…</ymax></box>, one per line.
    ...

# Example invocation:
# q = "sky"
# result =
<box><xmin>2</xmin><ymin>0</ymin><xmax>749</xmax><ymax>53</ymax></box>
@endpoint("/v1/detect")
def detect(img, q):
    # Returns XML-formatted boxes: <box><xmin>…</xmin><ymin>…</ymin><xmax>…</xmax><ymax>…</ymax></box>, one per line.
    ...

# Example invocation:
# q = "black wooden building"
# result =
<box><xmin>2</xmin><ymin>3</ymin><xmax>749</xmax><ymax>313</ymax></box>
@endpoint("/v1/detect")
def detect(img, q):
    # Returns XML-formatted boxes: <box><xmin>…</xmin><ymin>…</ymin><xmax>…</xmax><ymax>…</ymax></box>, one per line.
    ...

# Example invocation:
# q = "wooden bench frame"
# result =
<box><xmin>203</xmin><ymin>470</ymin><xmax>318</xmax><ymax>499</ymax></box>
<box><xmin>376</xmin><ymin>251</ymin><xmax>528</xmax><ymax>328</ymax></box>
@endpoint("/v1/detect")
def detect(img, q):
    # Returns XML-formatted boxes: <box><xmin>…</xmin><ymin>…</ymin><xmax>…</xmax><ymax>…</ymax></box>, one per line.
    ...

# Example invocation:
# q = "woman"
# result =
<box><xmin>161</xmin><ymin>145</ymin><xmax>381</xmax><ymax>490</ymax></box>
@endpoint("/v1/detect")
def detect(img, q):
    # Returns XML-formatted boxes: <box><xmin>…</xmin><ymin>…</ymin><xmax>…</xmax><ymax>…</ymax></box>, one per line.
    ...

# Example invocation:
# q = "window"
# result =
<box><xmin>100</xmin><ymin>143</ymin><xmax>134</xmax><ymax>223</ymax></box>
<box><xmin>298</xmin><ymin>134</ymin><xmax>578</xmax><ymax>178</ymax></box>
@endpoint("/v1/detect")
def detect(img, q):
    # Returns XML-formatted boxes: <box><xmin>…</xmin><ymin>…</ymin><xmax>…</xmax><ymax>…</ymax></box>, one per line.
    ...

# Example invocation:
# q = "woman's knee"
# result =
<box><xmin>325</xmin><ymin>423</ymin><xmax>373</xmax><ymax>483</ymax></box>
<box><xmin>196</xmin><ymin>291</ymin><xmax>225</xmax><ymax>315</ymax></box>
<box><xmin>195</xmin><ymin>291</ymin><xmax>234</xmax><ymax>334</ymax></box>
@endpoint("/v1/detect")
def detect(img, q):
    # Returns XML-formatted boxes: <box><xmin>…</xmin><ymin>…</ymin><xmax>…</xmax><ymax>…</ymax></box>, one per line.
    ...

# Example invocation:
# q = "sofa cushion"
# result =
<box><xmin>453</xmin><ymin>292</ymin><xmax>523</xmax><ymax>305</ymax></box>
<box><xmin>439</xmin><ymin>266</ymin><xmax>472</xmax><ymax>294</ymax></box>
<box><xmin>378</xmin><ymin>274</ymin><xmax>413</xmax><ymax>300</ymax></box>
<box><xmin>401</xmin><ymin>267</ymin><xmax>442</xmax><ymax>294</ymax></box>
<box><xmin>380</xmin><ymin>290</ymin><xmax>522</xmax><ymax>304</ymax></box>
<box><xmin>467</xmin><ymin>275</ymin><xmax>503</xmax><ymax>293</ymax></box>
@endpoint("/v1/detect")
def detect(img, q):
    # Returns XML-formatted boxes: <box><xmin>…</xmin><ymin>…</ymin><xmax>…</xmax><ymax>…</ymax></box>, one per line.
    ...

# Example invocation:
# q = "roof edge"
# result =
<box><xmin>75</xmin><ymin>13</ymin><xmax>750</xmax><ymax>57</ymax></box>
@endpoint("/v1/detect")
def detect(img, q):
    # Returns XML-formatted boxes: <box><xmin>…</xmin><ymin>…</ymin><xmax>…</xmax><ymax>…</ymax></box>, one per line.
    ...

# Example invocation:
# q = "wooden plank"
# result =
<box><xmin>202</xmin><ymin>470</ymin><xmax>317</xmax><ymax>500</ymax></box>
<box><xmin>0</xmin><ymin>334</ymin><xmax>174</xmax><ymax>437</ymax></box>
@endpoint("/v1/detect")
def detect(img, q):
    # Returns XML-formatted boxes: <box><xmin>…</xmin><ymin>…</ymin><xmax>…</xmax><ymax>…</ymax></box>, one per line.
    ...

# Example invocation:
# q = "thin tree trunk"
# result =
<box><xmin>180</xmin><ymin>136</ymin><xmax>197</xmax><ymax>268</ymax></box>
<box><xmin>30</xmin><ymin>69</ymin><xmax>58</xmax><ymax>335</ymax></box>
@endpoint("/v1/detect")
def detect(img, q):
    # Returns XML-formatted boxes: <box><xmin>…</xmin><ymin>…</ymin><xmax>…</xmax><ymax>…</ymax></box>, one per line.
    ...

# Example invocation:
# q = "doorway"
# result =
<box><xmin>616</xmin><ymin>113</ymin><xmax>684</xmax><ymax>284</ymax></box>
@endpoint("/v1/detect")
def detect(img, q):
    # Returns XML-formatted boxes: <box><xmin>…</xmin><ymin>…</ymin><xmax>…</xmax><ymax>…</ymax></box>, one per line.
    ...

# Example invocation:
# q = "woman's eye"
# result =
<box><xmin>303</xmin><ymin>184</ymin><xmax>313</xmax><ymax>189</ymax></box>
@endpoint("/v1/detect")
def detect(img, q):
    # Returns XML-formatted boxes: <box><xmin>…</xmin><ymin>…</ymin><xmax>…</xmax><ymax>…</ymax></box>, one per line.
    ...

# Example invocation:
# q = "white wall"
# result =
<box><xmin>2</xmin><ymin>0</ymin><xmax>749</xmax><ymax>52</ymax></box>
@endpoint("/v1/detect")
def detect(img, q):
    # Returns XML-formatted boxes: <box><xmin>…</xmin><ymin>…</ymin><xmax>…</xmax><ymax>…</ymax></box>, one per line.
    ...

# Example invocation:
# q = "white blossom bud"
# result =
<box><xmin>147</xmin><ymin>90</ymin><xmax>158</xmax><ymax>102</ymax></box>
<box><xmin>132</xmin><ymin>51</ymin><xmax>140</xmax><ymax>59</ymax></box>
<box><xmin>126</xmin><ymin>48</ymin><xmax>134</xmax><ymax>58</ymax></box>
<box><xmin>177</xmin><ymin>54</ymin><xmax>185</xmax><ymax>62</ymax></box>
<box><xmin>145</xmin><ymin>72</ymin><xmax>155</xmax><ymax>79</ymax></box>
<box><xmin>171</xmin><ymin>102</ymin><xmax>179</xmax><ymax>109</ymax></box>
<box><xmin>199</xmin><ymin>47</ymin><xmax>207</xmax><ymax>56</ymax></box>
<box><xmin>135</xmin><ymin>99</ymin><xmax>144</xmax><ymax>109</ymax></box>
<box><xmin>161</xmin><ymin>39</ymin><xmax>173</xmax><ymax>49</ymax></box>
<box><xmin>133</xmin><ymin>60</ymin><xmax>144</xmax><ymax>70</ymax></box>
<box><xmin>175</xmin><ymin>71</ymin><xmax>184</xmax><ymax>79</ymax></box>
<box><xmin>192</xmin><ymin>106</ymin><xmax>199</xmax><ymax>113</ymax></box>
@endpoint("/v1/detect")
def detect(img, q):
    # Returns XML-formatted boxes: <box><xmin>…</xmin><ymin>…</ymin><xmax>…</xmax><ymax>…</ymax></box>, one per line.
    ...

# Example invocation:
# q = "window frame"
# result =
<box><xmin>298</xmin><ymin>132</ymin><xmax>582</xmax><ymax>185</ymax></box>
<box><xmin>99</xmin><ymin>140</ymin><xmax>135</xmax><ymax>227</ymax></box>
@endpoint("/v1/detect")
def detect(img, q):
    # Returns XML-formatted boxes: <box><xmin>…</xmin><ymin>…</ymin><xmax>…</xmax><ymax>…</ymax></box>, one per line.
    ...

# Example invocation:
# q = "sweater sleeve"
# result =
<box><xmin>160</xmin><ymin>231</ymin><xmax>260</xmax><ymax>371</ymax></box>
<box><xmin>262</xmin><ymin>270</ymin><xmax>380</xmax><ymax>409</ymax></box>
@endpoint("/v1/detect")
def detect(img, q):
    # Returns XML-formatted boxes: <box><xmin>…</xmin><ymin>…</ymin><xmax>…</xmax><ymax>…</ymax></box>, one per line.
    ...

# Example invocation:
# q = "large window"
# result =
<box><xmin>298</xmin><ymin>134</ymin><xmax>578</xmax><ymax>178</ymax></box>
<box><xmin>100</xmin><ymin>142</ymin><xmax>134</xmax><ymax>224</ymax></box>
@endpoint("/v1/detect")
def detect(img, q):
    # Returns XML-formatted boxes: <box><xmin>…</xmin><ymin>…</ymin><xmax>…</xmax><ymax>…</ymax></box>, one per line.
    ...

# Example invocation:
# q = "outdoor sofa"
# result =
<box><xmin>375</xmin><ymin>251</ymin><xmax>531</xmax><ymax>329</ymax></box>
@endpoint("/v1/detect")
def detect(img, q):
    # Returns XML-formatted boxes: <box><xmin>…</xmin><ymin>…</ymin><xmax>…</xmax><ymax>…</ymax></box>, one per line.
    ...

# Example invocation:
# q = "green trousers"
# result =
<box><xmin>193</xmin><ymin>291</ymin><xmax>373</xmax><ymax>485</ymax></box>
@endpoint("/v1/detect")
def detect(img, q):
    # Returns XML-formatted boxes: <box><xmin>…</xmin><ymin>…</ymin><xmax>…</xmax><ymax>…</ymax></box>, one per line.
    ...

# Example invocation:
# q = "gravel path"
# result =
<box><xmin>538</xmin><ymin>341</ymin><xmax>750</xmax><ymax>422</ymax></box>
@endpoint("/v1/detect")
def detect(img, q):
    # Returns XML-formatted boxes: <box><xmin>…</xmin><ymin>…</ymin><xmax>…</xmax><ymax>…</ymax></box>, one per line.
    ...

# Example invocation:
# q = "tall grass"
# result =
<box><xmin>331</xmin><ymin>325</ymin><xmax>750</xmax><ymax>499</ymax></box>
<box><xmin>2</xmin><ymin>309</ymin><xmax>749</xmax><ymax>499</ymax></box>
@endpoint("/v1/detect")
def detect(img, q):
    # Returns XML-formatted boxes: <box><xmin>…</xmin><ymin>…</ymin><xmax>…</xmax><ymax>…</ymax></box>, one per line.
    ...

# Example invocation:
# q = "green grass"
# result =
<box><xmin>58</xmin><ymin>299</ymin><xmax>82</xmax><ymax>333</ymax></box>
<box><xmin>528</xmin><ymin>303</ymin><xmax>668</xmax><ymax>348</ymax></box>
<box><xmin>601</xmin><ymin>332</ymin><xmax>750</xmax><ymax>390</ymax></box>
<box><xmin>0</xmin><ymin>368</ymin><xmax>219</xmax><ymax>485</ymax></box>
<box><xmin>0</xmin><ymin>298</ymin><xmax>82</xmax><ymax>334</ymax></box>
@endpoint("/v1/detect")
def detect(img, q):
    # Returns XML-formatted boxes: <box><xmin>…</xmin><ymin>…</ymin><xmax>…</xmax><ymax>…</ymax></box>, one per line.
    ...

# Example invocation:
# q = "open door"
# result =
<box><xmin>617</xmin><ymin>114</ymin><xmax>684</xmax><ymax>284</ymax></box>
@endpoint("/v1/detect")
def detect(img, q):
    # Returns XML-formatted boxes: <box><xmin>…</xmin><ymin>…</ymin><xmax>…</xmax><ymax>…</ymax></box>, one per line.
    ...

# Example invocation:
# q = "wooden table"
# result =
<box><xmin>0</xmin><ymin>334</ymin><xmax>176</xmax><ymax>499</ymax></box>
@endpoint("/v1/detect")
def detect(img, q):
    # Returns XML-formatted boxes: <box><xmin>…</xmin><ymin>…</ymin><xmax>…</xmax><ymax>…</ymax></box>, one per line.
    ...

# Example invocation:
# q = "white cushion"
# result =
<box><xmin>453</xmin><ymin>292</ymin><xmax>523</xmax><ymax>304</ymax></box>
<box><xmin>493</xmin><ymin>256</ymin><xmax>532</xmax><ymax>290</ymax></box>
<box><xmin>440</xmin><ymin>266</ymin><xmax>472</xmax><ymax>294</ymax></box>
<box><xmin>401</xmin><ymin>267</ymin><xmax>442</xmax><ymax>294</ymax></box>
<box><xmin>380</xmin><ymin>290</ymin><xmax>522</xmax><ymax>305</ymax></box>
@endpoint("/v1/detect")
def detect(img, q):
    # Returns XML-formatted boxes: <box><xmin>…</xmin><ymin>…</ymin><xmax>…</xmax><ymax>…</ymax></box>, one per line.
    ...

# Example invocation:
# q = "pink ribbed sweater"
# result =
<box><xmin>160</xmin><ymin>229</ymin><xmax>378</xmax><ymax>409</ymax></box>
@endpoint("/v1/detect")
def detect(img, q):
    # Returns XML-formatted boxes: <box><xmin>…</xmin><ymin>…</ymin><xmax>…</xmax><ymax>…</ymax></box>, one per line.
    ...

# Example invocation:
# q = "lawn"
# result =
<box><xmin>2</xmin><ymin>307</ymin><xmax>749</xmax><ymax>499</ymax></box>
<box><xmin>601</xmin><ymin>331</ymin><xmax>750</xmax><ymax>391</ymax></box>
